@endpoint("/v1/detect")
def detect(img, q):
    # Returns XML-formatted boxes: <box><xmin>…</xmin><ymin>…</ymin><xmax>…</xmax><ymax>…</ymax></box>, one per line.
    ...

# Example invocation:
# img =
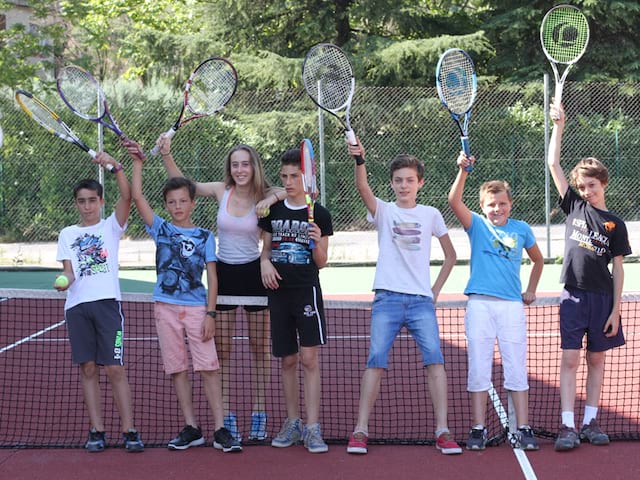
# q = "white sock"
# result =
<box><xmin>561</xmin><ymin>411</ymin><xmax>575</xmax><ymax>429</ymax></box>
<box><xmin>583</xmin><ymin>405</ymin><xmax>598</xmax><ymax>426</ymax></box>
<box><xmin>435</xmin><ymin>428</ymin><xmax>450</xmax><ymax>438</ymax></box>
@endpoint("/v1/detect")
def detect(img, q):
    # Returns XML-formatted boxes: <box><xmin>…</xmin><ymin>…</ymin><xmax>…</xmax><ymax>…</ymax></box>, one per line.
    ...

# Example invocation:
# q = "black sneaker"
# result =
<box><xmin>466</xmin><ymin>426</ymin><xmax>487</xmax><ymax>450</ymax></box>
<box><xmin>516</xmin><ymin>426</ymin><xmax>539</xmax><ymax>451</ymax></box>
<box><xmin>213</xmin><ymin>427</ymin><xmax>243</xmax><ymax>453</ymax></box>
<box><xmin>86</xmin><ymin>429</ymin><xmax>106</xmax><ymax>453</ymax></box>
<box><xmin>123</xmin><ymin>429</ymin><xmax>144</xmax><ymax>453</ymax></box>
<box><xmin>168</xmin><ymin>425</ymin><xmax>205</xmax><ymax>450</ymax></box>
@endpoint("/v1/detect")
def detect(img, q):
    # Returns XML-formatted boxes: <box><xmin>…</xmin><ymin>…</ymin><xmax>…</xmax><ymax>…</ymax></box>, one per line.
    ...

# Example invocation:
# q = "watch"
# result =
<box><xmin>206</xmin><ymin>310</ymin><xmax>217</xmax><ymax>318</ymax></box>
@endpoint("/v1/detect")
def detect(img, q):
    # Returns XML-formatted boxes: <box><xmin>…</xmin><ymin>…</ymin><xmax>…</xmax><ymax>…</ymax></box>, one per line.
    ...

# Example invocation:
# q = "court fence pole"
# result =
<box><xmin>543</xmin><ymin>73</ymin><xmax>551</xmax><ymax>259</ymax></box>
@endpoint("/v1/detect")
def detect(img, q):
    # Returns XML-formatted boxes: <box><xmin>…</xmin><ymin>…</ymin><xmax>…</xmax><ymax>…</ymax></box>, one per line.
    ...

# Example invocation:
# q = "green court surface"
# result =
<box><xmin>1</xmin><ymin>263</ymin><xmax>639</xmax><ymax>296</ymax></box>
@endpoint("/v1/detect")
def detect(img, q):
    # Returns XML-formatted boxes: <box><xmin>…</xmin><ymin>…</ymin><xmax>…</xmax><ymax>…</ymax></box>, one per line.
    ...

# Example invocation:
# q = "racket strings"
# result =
<box><xmin>303</xmin><ymin>46</ymin><xmax>354</xmax><ymax>111</ymax></box>
<box><xmin>438</xmin><ymin>52</ymin><xmax>476</xmax><ymax>115</ymax></box>
<box><xmin>18</xmin><ymin>96</ymin><xmax>67</xmax><ymax>135</ymax></box>
<box><xmin>188</xmin><ymin>61</ymin><xmax>237</xmax><ymax>114</ymax></box>
<box><xmin>58</xmin><ymin>67</ymin><xmax>105</xmax><ymax>119</ymax></box>
<box><xmin>541</xmin><ymin>8</ymin><xmax>589</xmax><ymax>64</ymax></box>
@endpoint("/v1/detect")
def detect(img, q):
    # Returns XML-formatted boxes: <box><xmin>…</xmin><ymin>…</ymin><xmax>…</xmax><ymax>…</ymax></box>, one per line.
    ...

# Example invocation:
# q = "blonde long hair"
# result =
<box><xmin>223</xmin><ymin>144</ymin><xmax>271</xmax><ymax>201</ymax></box>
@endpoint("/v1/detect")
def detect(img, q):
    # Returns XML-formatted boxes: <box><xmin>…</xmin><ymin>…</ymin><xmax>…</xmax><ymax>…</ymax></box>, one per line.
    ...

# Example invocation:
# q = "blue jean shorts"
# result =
<box><xmin>366</xmin><ymin>290</ymin><xmax>444</xmax><ymax>369</ymax></box>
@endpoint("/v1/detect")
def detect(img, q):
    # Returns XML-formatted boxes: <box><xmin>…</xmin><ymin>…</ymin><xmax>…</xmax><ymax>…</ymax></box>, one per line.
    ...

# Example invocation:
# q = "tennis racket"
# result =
<box><xmin>436</xmin><ymin>48</ymin><xmax>477</xmax><ymax>173</ymax></box>
<box><xmin>14</xmin><ymin>89</ymin><xmax>112</xmax><ymax>170</ymax></box>
<box><xmin>302</xmin><ymin>43</ymin><xmax>363</xmax><ymax>164</ymax></box>
<box><xmin>540</xmin><ymin>4</ymin><xmax>590</xmax><ymax>109</ymax></box>
<box><xmin>149</xmin><ymin>57</ymin><xmax>238</xmax><ymax>157</ymax></box>
<box><xmin>56</xmin><ymin>65</ymin><xmax>126</xmax><ymax>139</ymax></box>
<box><xmin>300</xmin><ymin>138</ymin><xmax>318</xmax><ymax>249</ymax></box>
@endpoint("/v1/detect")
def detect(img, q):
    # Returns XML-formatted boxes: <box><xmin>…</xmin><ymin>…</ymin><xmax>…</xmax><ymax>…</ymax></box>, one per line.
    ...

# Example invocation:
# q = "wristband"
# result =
<box><xmin>355</xmin><ymin>157</ymin><xmax>365</xmax><ymax>166</ymax></box>
<box><xmin>206</xmin><ymin>310</ymin><xmax>217</xmax><ymax>318</ymax></box>
<box><xmin>111</xmin><ymin>163</ymin><xmax>123</xmax><ymax>173</ymax></box>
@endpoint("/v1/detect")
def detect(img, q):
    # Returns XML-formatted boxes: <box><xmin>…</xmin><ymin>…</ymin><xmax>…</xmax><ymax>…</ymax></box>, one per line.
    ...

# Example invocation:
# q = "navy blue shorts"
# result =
<box><xmin>559</xmin><ymin>286</ymin><xmax>625</xmax><ymax>352</ymax></box>
<box><xmin>216</xmin><ymin>258</ymin><xmax>268</xmax><ymax>312</ymax></box>
<box><xmin>268</xmin><ymin>285</ymin><xmax>327</xmax><ymax>357</ymax></box>
<box><xmin>65</xmin><ymin>299</ymin><xmax>125</xmax><ymax>365</ymax></box>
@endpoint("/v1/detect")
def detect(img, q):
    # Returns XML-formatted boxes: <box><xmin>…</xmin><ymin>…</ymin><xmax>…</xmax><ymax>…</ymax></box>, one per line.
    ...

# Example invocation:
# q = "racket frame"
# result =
<box><xmin>540</xmin><ymin>4</ymin><xmax>590</xmax><ymax>106</ymax></box>
<box><xmin>300</xmin><ymin>138</ymin><xmax>318</xmax><ymax>249</ymax></box>
<box><xmin>435</xmin><ymin>48</ymin><xmax>477</xmax><ymax>172</ymax></box>
<box><xmin>56</xmin><ymin>65</ymin><xmax>125</xmax><ymax>138</ymax></box>
<box><xmin>150</xmin><ymin>57</ymin><xmax>238</xmax><ymax>156</ymax></box>
<box><xmin>14</xmin><ymin>89</ymin><xmax>107</xmax><ymax>167</ymax></box>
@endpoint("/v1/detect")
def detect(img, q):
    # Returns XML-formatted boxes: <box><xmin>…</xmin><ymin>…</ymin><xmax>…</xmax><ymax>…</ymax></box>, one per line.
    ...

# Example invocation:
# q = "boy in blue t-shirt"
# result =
<box><xmin>128</xmin><ymin>139</ymin><xmax>241</xmax><ymax>453</ymax></box>
<box><xmin>448</xmin><ymin>151</ymin><xmax>544</xmax><ymax>451</ymax></box>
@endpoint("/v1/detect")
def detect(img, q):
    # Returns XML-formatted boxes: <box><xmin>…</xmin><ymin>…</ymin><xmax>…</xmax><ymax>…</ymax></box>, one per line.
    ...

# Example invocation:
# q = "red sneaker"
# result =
<box><xmin>436</xmin><ymin>431</ymin><xmax>462</xmax><ymax>455</ymax></box>
<box><xmin>347</xmin><ymin>431</ymin><xmax>368</xmax><ymax>454</ymax></box>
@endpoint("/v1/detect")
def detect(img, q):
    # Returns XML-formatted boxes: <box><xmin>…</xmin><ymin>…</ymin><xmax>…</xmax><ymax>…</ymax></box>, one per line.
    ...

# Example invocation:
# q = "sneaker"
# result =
<box><xmin>168</xmin><ymin>425</ymin><xmax>205</xmax><ymax>450</ymax></box>
<box><xmin>224</xmin><ymin>413</ymin><xmax>242</xmax><ymax>443</ymax></box>
<box><xmin>516</xmin><ymin>426</ymin><xmax>539</xmax><ymax>451</ymax></box>
<box><xmin>271</xmin><ymin>418</ymin><xmax>303</xmax><ymax>448</ymax></box>
<box><xmin>85</xmin><ymin>429</ymin><xmax>106</xmax><ymax>453</ymax></box>
<box><xmin>123</xmin><ymin>429</ymin><xmax>144</xmax><ymax>453</ymax></box>
<box><xmin>303</xmin><ymin>423</ymin><xmax>329</xmax><ymax>453</ymax></box>
<box><xmin>347</xmin><ymin>431</ymin><xmax>368</xmax><ymax>454</ymax></box>
<box><xmin>213</xmin><ymin>427</ymin><xmax>243</xmax><ymax>453</ymax></box>
<box><xmin>466</xmin><ymin>426</ymin><xmax>487</xmax><ymax>451</ymax></box>
<box><xmin>580</xmin><ymin>419</ymin><xmax>610</xmax><ymax>446</ymax></box>
<box><xmin>554</xmin><ymin>424</ymin><xmax>580</xmax><ymax>451</ymax></box>
<box><xmin>249</xmin><ymin>411</ymin><xmax>268</xmax><ymax>441</ymax></box>
<box><xmin>436</xmin><ymin>431</ymin><xmax>462</xmax><ymax>455</ymax></box>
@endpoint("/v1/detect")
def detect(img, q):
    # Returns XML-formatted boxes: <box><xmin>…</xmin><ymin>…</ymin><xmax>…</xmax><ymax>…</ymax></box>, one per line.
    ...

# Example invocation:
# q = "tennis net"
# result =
<box><xmin>1</xmin><ymin>288</ymin><xmax>639</xmax><ymax>448</ymax></box>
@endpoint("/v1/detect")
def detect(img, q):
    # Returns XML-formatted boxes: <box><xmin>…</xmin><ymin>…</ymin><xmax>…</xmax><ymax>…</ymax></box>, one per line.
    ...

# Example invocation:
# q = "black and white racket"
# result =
<box><xmin>300</xmin><ymin>138</ymin><xmax>318</xmax><ymax>249</ymax></box>
<box><xmin>56</xmin><ymin>65</ymin><xmax>126</xmax><ymax>139</ymax></box>
<box><xmin>149</xmin><ymin>57</ymin><xmax>238</xmax><ymax>156</ymax></box>
<box><xmin>14</xmin><ymin>89</ymin><xmax>112</xmax><ymax>170</ymax></box>
<box><xmin>540</xmin><ymin>4</ymin><xmax>589</xmax><ymax>109</ymax></box>
<box><xmin>302</xmin><ymin>43</ymin><xmax>363</xmax><ymax>164</ymax></box>
<box><xmin>436</xmin><ymin>48</ymin><xmax>477</xmax><ymax>173</ymax></box>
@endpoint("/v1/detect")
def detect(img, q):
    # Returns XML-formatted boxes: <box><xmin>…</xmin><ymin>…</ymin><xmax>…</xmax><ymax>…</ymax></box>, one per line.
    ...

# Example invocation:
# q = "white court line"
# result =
<box><xmin>0</xmin><ymin>320</ymin><xmax>65</xmax><ymax>354</ymax></box>
<box><xmin>489</xmin><ymin>385</ymin><xmax>538</xmax><ymax>480</ymax></box>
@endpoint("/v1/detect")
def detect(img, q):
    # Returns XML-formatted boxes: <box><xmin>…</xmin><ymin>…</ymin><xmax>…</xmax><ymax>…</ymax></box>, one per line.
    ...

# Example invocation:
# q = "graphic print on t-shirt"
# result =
<box><xmin>71</xmin><ymin>233</ymin><xmax>109</xmax><ymax>278</ymax></box>
<box><xmin>270</xmin><ymin>218</ymin><xmax>312</xmax><ymax>265</ymax></box>
<box><xmin>157</xmin><ymin>230</ymin><xmax>206</xmax><ymax>295</ymax></box>
<box><xmin>568</xmin><ymin>218</ymin><xmax>610</xmax><ymax>257</ymax></box>
<box><xmin>392</xmin><ymin>220</ymin><xmax>421</xmax><ymax>251</ymax></box>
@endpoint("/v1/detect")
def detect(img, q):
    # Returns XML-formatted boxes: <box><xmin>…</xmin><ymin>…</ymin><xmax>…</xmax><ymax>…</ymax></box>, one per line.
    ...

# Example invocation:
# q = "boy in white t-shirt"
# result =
<box><xmin>55</xmin><ymin>152</ymin><xmax>143</xmax><ymax>453</ymax></box>
<box><xmin>345</xmin><ymin>139</ymin><xmax>461</xmax><ymax>455</ymax></box>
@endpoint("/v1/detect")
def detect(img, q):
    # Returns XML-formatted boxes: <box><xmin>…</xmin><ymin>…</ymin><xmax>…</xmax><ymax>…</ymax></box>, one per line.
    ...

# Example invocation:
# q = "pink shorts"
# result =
<box><xmin>154</xmin><ymin>302</ymin><xmax>220</xmax><ymax>374</ymax></box>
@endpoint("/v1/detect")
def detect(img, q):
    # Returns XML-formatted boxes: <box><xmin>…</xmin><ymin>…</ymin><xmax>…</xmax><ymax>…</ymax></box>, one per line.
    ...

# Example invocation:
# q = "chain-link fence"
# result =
<box><xmin>1</xmin><ymin>80</ymin><xmax>639</xmax><ymax>251</ymax></box>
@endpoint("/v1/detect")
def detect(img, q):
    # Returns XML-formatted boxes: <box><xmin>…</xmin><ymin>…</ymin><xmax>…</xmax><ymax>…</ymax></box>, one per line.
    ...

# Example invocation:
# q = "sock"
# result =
<box><xmin>561</xmin><ymin>411</ymin><xmax>575</xmax><ymax>429</ymax></box>
<box><xmin>583</xmin><ymin>405</ymin><xmax>598</xmax><ymax>426</ymax></box>
<box><xmin>435</xmin><ymin>428</ymin><xmax>450</xmax><ymax>438</ymax></box>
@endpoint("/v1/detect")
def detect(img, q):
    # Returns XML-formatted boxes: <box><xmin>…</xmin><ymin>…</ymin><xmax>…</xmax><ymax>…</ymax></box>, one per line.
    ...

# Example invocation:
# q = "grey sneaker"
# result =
<box><xmin>580</xmin><ymin>419</ymin><xmax>610</xmax><ymax>445</ymax></box>
<box><xmin>466</xmin><ymin>426</ymin><xmax>487</xmax><ymax>450</ymax></box>
<box><xmin>123</xmin><ymin>429</ymin><xmax>144</xmax><ymax>453</ymax></box>
<box><xmin>516</xmin><ymin>426</ymin><xmax>539</xmax><ymax>451</ymax></box>
<box><xmin>554</xmin><ymin>424</ymin><xmax>580</xmax><ymax>451</ymax></box>
<box><xmin>271</xmin><ymin>418</ymin><xmax>303</xmax><ymax>448</ymax></box>
<box><xmin>303</xmin><ymin>423</ymin><xmax>328</xmax><ymax>453</ymax></box>
<box><xmin>213</xmin><ymin>427</ymin><xmax>243</xmax><ymax>453</ymax></box>
<box><xmin>168</xmin><ymin>425</ymin><xmax>205</xmax><ymax>450</ymax></box>
<box><xmin>85</xmin><ymin>429</ymin><xmax>106</xmax><ymax>453</ymax></box>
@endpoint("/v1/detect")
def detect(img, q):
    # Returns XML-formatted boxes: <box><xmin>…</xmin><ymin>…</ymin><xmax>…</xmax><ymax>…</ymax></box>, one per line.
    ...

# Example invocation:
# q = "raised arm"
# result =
<box><xmin>447</xmin><ymin>151</ymin><xmax>475</xmax><ymax>230</ymax></box>
<box><xmin>157</xmin><ymin>134</ymin><xmax>223</xmax><ymax>200</ymax></box>
<box><xmin>522</xmin><ymin>242</ymin><xmax>544</xmax><ymax>305</ymax></box>
<box><xmin>94</xmin><ymin>151</ymin><xmax>131</xmax><ymax>228</ymax></box>
<box><xmin>548</xmin><ymin>103</ymin><xmax>569</xmax><ymax>198</ymax></box>
<box><xmin>130</xmin><ymin>148</ymin><xmax>155</xmax><ymax>227</ymax></box>
<box><xmin>347</xmin><ymin>138</ymin><xmax>377</xmax><ymax>216</ymax></box>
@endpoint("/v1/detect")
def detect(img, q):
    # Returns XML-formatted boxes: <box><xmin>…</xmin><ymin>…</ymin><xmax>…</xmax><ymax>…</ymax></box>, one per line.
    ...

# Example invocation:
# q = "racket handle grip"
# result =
<box><xmin>309</xmin><ymin>239</ymin><xmax>315</xmax><ymax>249</ymax></box>
<box><xmin>345</xmin><ymin>129</ymin><xmax>364</xmax><ymax>165</ymax></box>
<box><xmin>461</xmin><ymin>136</ymin><xmax>473</xmax><ymax>173</ymax></box>
<box><xmin>149</xmin><ymin>127</ymin><xmax>177</xmax><ymax>157</ymax></box>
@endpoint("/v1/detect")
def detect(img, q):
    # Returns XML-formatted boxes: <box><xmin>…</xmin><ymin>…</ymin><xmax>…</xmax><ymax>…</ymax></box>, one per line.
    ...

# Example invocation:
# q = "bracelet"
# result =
<box><xmin>111</xmin><ymin>163</ymin><xmax>123</xmax><ymax>173</ymax></box>
<box><xmin>206</xmin><ymin>310</ymin><xmax>217</xmax><ymax>318</ymax></box>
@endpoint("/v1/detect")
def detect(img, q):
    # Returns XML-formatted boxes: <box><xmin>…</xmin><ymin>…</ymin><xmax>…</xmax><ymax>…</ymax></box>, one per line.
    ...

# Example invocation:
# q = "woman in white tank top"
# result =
<box><xmin>157</xmin><ymin>135</ymin><xmax>284</xmax><ymax>443</ymax></box>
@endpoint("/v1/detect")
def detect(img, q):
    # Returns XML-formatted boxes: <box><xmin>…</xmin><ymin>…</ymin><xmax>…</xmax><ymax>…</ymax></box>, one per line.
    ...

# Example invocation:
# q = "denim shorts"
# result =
<box><xmin>366</xmin><ymin>290</ymin><xmax>444</xmax><ymax>369</ymax></box>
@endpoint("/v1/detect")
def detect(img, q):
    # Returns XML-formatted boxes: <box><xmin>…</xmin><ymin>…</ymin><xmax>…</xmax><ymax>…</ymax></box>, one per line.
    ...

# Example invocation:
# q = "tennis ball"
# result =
<box><xmin>55</xmin><ymin>275</ymin><xmax>69</xmax><ymax>289</ymax></box>
<box><xmin>259</xmin><ymin>207</ymin><xmax>270</xmax><ymax>217</ymax></box>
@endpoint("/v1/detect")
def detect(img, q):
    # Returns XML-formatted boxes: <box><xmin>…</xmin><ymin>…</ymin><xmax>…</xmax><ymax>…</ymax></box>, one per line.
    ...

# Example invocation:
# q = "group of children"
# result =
<box><xmin>54</xmin><ymin>102</ymin><xmax>631</xmax><ymax>455</ymax></box>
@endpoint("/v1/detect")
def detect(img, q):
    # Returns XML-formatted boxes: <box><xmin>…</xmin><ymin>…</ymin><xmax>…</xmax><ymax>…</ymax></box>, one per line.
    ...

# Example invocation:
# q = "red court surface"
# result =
<box><xmin>1</xmin><ymin>440</ymin><xmax>639</xmax><ymax>480</ymax></box>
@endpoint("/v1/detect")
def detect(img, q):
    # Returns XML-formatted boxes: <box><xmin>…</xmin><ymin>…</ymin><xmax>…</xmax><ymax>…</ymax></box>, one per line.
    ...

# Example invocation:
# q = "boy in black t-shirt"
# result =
<box><xmin>258</xmin><ymin>148</ymin><xmax>333</xmax><ymax>453</ymax></box>
<box><xmin>548</xmin><ymin>103</ymin><xmax>632</xmax><ymax>451</ymax></box>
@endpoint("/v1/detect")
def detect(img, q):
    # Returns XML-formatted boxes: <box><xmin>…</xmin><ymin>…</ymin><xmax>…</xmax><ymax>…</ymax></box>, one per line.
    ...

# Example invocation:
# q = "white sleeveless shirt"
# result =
<box><xmin>216</xmin><ymin>188</ymin><xmax>261</xmax><ymax>264</ymax></box>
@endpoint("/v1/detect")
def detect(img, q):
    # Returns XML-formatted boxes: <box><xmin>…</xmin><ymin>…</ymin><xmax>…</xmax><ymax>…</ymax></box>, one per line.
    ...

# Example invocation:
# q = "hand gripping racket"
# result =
<box><xmin>302</xmin><ymin>43</ymin><xmax>363</xmax><ymax>165</ymax></box>
<box><xmin>149</xmin><ymin>57</ymin><xmax>238</xmax><ymax>156</ymax></box>
<box><xmin>56</xmin><ymin>65</ymin><xmax>126</xmax><ymax>139</ymax></box>
<box><xmin>436</xmin><ymin>48</ymin><xmax>477</xmax><ymax>173</ymax></box>
<box><xmin>540</xmin><ymin>5</ymin><xmax>589</xmax><ymax>109</ymax></box>
<box><xmin>15</xmin><ymin>89</ymin><xmax>113</xmax><ymax>170</ymax></box>
<box><xmin>300</xmin><ymin>138</ymin><xmax>318</xmax><ymax>249</ymax></box>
